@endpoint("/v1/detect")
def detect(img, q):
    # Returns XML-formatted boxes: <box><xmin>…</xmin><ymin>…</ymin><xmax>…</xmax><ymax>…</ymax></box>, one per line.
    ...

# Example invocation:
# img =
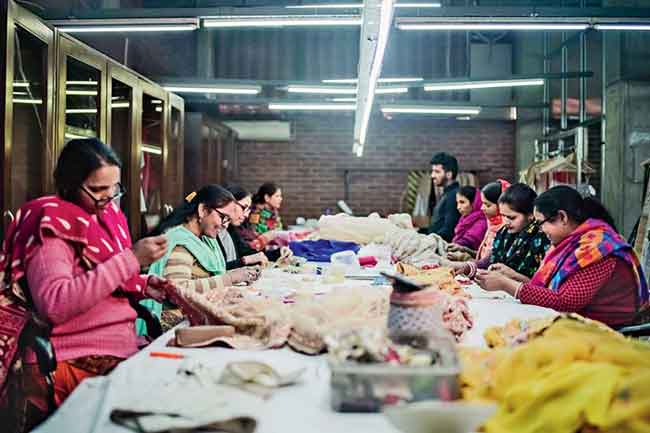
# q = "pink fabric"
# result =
<box><xmin>452</xmin><ymin>188</ymin><xmax>487</xmax><ymax>250</ymax></box>
<box><xmin>25</xmin><ymin>237</ymin><xmax>141</xmax><ymax>362</ymax></box>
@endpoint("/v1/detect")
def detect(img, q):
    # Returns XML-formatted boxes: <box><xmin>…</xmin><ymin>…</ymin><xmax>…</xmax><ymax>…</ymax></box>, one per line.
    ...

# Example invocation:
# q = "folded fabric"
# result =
<box><xmin>110</xmin><ymin>361</ymin><xmax>258</xmax><ymax>433</ymax></box>
<box><xmin>218</xmin><ymin>361</ymin><xmax>306</xmax><ymax>399</ymax></box>
<box><xmin>289</xmin><ymin>240</ymin><xmax>360</xmax><ymax>262</ymax></box>
<box><xmin>358</xmin><ymin>256</ymin><xmax>378</xmax><ymax>267</ymax></box>
<box><xmin>174</xmin><ymin>325</ymin><xmax>236</xmax><ymax>348</ymax></box>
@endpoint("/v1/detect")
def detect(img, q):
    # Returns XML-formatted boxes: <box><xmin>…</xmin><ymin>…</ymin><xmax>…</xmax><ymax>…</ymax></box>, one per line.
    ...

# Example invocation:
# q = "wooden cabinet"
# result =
<box><xmin>55</xmin><ymin>33</ymin><xmax>108</xmax><ymax>154</ymax></box>
<box><xmin>183</xmin><ymin>113</ymin><xmax>235</xmax><ymax>195</ymax></box>
<box><xmin>166</xmin><ymin>94</ymin><xmax>185</xmax><ymax>210</ymax></box>
<box><xmin>107</xmin><ymin>61</ymin><xmax>141</xmax><ymax>236</ymax></box>
<box><xmin>139</xmin><ymin>80</ymin><xmax>167</xmax><ymax>236</ymax></box>
<box><xmin>1</xmin><ymin>0</ymin><xmax>184</xmax><ymax>240</ymax></box>
<box><xmin>1</xmin><ymin>1</ymin><xmax>55</xmax><ymax>236</ymax></box>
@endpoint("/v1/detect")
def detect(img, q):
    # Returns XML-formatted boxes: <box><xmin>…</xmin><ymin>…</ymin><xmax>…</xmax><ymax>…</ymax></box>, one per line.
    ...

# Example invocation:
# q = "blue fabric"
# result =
<box><xmin>289</xmin><ymin>240</ymin><xmax>360</xmax><ymax>262</ymax></box>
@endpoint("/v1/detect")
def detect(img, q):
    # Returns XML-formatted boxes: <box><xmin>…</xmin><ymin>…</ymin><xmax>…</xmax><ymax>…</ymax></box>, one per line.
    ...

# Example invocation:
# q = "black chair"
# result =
<box><xmin>617</xmin><ymin>323</ymin><xmax>650</xmax><ymax>338</ymax></box>
<box><xmin>23</xmin><ymin>295</ymin><xmax>162</xmax><ymax>412</ymax></box>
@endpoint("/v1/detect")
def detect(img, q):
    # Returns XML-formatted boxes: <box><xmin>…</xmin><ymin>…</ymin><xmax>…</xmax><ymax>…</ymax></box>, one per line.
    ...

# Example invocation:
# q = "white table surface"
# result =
<box><xmin>34</xmin><ymin>271</ymin><xmax>555</xmax><ymax>433</ymax></box>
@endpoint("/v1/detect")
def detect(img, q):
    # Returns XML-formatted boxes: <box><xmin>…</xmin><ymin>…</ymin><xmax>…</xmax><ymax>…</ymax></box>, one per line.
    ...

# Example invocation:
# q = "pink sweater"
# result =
<box><xmin>25</xmin><ymin>236</ymin><xmax>141</xmax><ymax>362</ymax></box>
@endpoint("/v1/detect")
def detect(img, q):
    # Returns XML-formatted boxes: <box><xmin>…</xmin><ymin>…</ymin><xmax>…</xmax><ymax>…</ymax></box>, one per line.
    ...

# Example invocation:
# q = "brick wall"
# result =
<box><xmin>235</xmin><ymin>115</ymin><xmax>515</xmax><ymax>226</ymax></box>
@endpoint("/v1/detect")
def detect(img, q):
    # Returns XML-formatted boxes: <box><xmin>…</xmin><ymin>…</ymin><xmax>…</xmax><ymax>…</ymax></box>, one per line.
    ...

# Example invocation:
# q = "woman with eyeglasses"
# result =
<box><xmin>144</xmin><ymin>185</ymin><xmax>260</xmax><ymax>332</ymax></box>
<box><xmin>450</xmin><ymin>183</ymin><xmax>550</xmax><ymax>280</ymax></box>
<box><xmin>216</xmin><ymin>184</ymin><xmax>285</xmax><ymax>270</ymax></box>
<box><xmin>475</xmin><ymin>186</ymin><xmax>649</xmax><ymax>326</ymax></box>
<box><xmin>0</xmin><ymin>139</ymin><xmax>174</xmax><ymax>432</ymax></box>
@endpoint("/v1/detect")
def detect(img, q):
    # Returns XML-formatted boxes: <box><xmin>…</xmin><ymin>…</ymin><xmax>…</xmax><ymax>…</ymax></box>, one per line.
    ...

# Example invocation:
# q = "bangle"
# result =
<box><xmin>467</xmin><ymin>262</ymin><xmax>477</xmax><ymax>279</ymax></box>
<box><xmin>514</xmin><ymin>282</ymin><xmax>524</xmax><ymax>298</ymax></box>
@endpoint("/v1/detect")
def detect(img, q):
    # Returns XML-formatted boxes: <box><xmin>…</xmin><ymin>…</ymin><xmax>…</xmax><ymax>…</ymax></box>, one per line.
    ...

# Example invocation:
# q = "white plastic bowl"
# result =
<box><xmin>384</xmin><ymin>400</ymin><xmax>496</xmax><ymax>433</ymax></box>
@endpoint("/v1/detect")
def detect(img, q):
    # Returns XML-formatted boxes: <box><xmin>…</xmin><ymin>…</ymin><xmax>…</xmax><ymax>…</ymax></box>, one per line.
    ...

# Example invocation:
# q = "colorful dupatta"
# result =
<box><xmin>476</xmin><ymin>179</ymin><xmax>510</xmax><ymax>260</ymax></box>
<box><xmin>140</xmin><ymin>225</ymin><xmax>226</xmax><ymax>335</ymax></box>
<box><xmin>530</xmin><ymin>218</ymin><xmax>649</xmax><ymax>306</ymax></box>
<box><xmin>0</xmin><ymin>196</ymin><xmax>147</xmax><ymax>401</ymax></box>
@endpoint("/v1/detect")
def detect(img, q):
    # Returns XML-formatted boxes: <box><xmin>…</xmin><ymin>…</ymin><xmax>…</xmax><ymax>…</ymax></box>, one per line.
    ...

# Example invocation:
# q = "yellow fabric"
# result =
<box><xmin>460</xmin><ymin>317</ymin><xmax>650</xmax><ymax>433</ymax></box>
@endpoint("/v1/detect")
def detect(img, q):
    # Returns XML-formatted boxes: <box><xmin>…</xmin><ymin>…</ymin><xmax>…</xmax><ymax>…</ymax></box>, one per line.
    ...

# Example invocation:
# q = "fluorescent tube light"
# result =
<box><xmin>13</xmin><ymin>82</ymin><xmax>30</xmax><ymax>88</ymax></box>
<box><xmin>269</xmin><ymin>103</ymin><xmax>356</xmax><ymax>111</ymax></box>
<box><xmin>59</xmin><ymin>24</ymin><xmax>197</xmax><ymax>33</ymax></box>
<box><xmin>67</xmin><ymin>81</ymin><xmax>98</xmax><ymax>86</ymax></box>
<box><xmin>155</xmin><ymin>107</ymin><xmax>162</xmax><ymax>112</ymax></box>
<box><xmin>398</xmin><ymin>23</ymin><xmax>588</xmax><ymax>31</ymax></box>
<box><xmin>330</xmin><ymin>97</ymin><xmax>357</xmax><ymax>102</ymax></box>
<box><xmin>381</xmin><ymin>105</ymin><xmax>481</xmax><ymax>115</ymax></box>
<box><xmin>357</xmin><ymin>0</ymin><xmax>394</xmax><ymax>147</ymax></box>
<box><xmin>13</xmin><ymin>98</ymin><xmax>43</xmax><ymax>105</ymax></box>
<box><xmin>286</xmin><ymin>3</ymin><xmax>363</xmax><ymax>8</ymax></box>
<box><xmin>67</xmin><ymin>90</ymin><xmax>98</xmax><ymax>96</ymax></box>
<box><xmin>66</xmin><ymin>108</ymin><xmax>98</xmax><ymax>114</ymax></box>
<box><xmin>323</xmin><ymin>77</ymin><xmax>423</xmax><ymax>84</ymax></box>
<box><xmin>111</xmin><ymin>102</ymin><xmax>130</xmax><ymax>109</ymax></box>
<box><xmin>203</xmin><ymin>16</ymin><xmax>361</xmax><ymax>28</ymax></box>
<box><xmin>287</xmin><ymin>85</ymin><xmax>406</xmax><ymax>94</ymax></box>
<box><xmin>424</xmin><ymin>78</ymin><xmax>544</xmax><ymax>92</ymax></box>
<box><xmin>164</xmin><ymin>85</ymin><xmax>260</xmax><ymax>95</ymax></box>
<box><xmin>142</xmin><ymin>144</ymin><xmax>163</xmax><ymax>155</ymax></box>
<box><xmin>152</xmin><ymin>100</ymin><xmax>163</xmax><ymax>105</ymax></box>
<box><xmin>288</xmin><ymin>85</ymin><xmax>357</xmax><ymax>95</ymax></box>
<box><xmin>65</xmin><ymin>132</ymin><xmax>92</xmax><ymax>139</ymax></box>
<box><xmin>395</xmin><ymin>2</ymin><xmax>441</xmax><ymax>7</ymax></box>
<box><xmin>287</xmin><ymin>2</ymin><xmax>440</xmax><ymax>8</ymax></box>
<box><xmin>595</xmin><ymin>24</ymin><xmax>650</xmax><ymax>31</ymax></box>
<box><xmin>375</xmin><ymin>87</ymin><xmax>408</xmax><ymax>94</ymax></box>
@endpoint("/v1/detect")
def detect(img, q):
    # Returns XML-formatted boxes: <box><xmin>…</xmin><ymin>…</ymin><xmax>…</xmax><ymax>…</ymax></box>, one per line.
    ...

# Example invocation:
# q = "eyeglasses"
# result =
<box><xmin>236</xmin><ymin>201</ymin><xmax>251</xmax><ymax>214</ymax></box>
<box><xmin>81</xmin><ymin>182</ymin><xmax>126</xmax><ymax>208</ymax></box>
<box><xmin>213</xmin><ymin>208</ymin><xmax>231</xmax><ymax>225</ymax></box>
<box><xmin>537</xmin><ymin>214</ymin><xmax>557</xmax><ymax>227</ymax></box>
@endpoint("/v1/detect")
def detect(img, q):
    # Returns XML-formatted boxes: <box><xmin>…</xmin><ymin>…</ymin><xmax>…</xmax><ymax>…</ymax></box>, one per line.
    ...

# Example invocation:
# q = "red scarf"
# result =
<box><xmin>0</xmin><ymin>196</ymin><xmax>146</xmax><ymax>401</ymax></box>
<box><xmin>476</xmin><ymin>179</ymin><xmax>510</xmax><ymax>260</ymax></box>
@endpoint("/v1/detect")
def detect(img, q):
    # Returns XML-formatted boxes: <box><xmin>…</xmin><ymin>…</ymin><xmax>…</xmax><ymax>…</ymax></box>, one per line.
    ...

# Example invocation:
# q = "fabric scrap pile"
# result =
<box><xmin>460</xmin><ymin>314</ymin><xmax>650</xmax><ymax>433</ymax></box>
<box><xmin>165</xmin><ymin>282</ymin><xmax>391</xmax><ymax>355</ymax></box>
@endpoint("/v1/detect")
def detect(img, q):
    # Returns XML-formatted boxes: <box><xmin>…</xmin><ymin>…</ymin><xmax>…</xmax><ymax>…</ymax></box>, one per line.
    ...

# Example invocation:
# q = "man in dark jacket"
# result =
<box><xmin>420</xmin><ymin>152</ymin><xmax>461</xmax><ymax>242</ymax></box>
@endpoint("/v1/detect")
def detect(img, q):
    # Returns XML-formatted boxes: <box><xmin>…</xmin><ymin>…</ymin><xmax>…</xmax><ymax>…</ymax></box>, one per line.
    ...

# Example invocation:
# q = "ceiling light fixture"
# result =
<box><xmin>381</xmin><ymin>105</ymin><xmax>481</xmax><ymax>115</ymax></box>
<box><xmin>142</xmin><ymin>144</ymin><xmax>163</xmax><ymax>155</ymax></box>
<box><xmin>397</xmin><ymin>22</ymin><xmax>589</xmax><ymax>31</ymax></box>
<box><xmin>595</xmin><ymin>23</ymin><xmax>650</xmax><ymax>31</ymax></box>
<box><xmin>67</xmin><ymin>81</ymin><xmax>98</xmax><ymax>86</ymax></box>
<box><xmin>323</xmin><ymin>77</ymin><xmax>423</xmax><ymax>84</ymax></box>
<box><xmin>268</xmin><ymin>102</ymin><xmax>356</xmax><ymax>111</ymax></box>
<box><xmin>13</xmin><ymin>98</ymin><xmax>43</xmax><ymax>105</ymax></box>
<box><xmin>58</xmin><ymin>24</ymin><xmax>197</xmax><ymax>33</ymax></box>
<box><xmin>12</xmin><ymin>82</ymin><xmax>30</xmax><ymax>88</ymax></box>
<box><xmin>287</xmin><ymin>85</ymin><xmax>357</xmax><ymax>95</ymax></box>
<box><xmin>66</xmin><ymin>90</ymin><xmax>98</xmax><ymax>96</ymax></box>
<box><xmin>163</xmin><ymin>85</ymin><xmax>261</xmax><ymax>95</ymax></box>
<box><xmin>203</xmin><ymin>15</ymin><xmax>362</xmax><ymax>28</ymax></box>
<box><xmin>286</xmin><ymin>2</ymin><xmax>440</xmax><ymax>8</ymax></box>
<box><xmin>424</xmin><ymin>78</ymin><xmax>544</xmax><ymax>92</ymax></box>
<box><xmin>52</xmin><ymin>18</ymin><xmax>199</xmax><ymax>33</ymax></box>
<box><xmin>375</xmin><ymin>86</ymin><xmax>408</xmax><ymax>94</ymax></box>
<box><xmin>287</xmin><ymin>85</ymin><xmax>406</xmax><ymax>94</ymax></box>
<box><xmin>66</xmin><ymin>108</ymin><xmax>98</xmax><ymax>114</ymax></box>
<box><xmin>65</xmin><ymin>132</ymin><xmax>92</xmax><ymax>139</ymax></box>
<box><xmin>354</xmin><ymin>0</ymin><xmax>395</xmax><ymax>157</ymax></box>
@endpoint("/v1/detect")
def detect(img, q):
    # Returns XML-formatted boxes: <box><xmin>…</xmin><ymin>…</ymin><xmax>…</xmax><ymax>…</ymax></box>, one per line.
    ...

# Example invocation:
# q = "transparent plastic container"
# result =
<box><xmin>329</xmin><ymin>330</ymin><xmax>460</xmax><ymax>413</ymax></box>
